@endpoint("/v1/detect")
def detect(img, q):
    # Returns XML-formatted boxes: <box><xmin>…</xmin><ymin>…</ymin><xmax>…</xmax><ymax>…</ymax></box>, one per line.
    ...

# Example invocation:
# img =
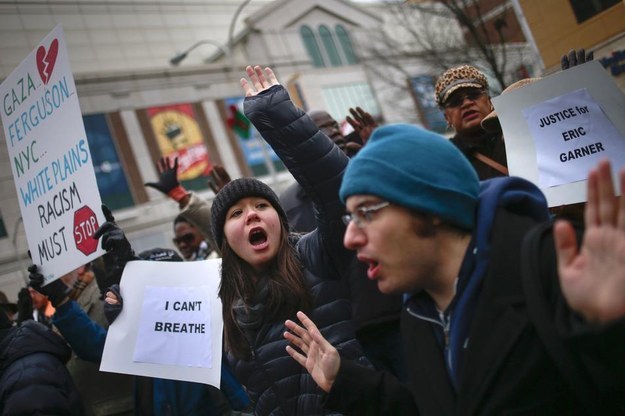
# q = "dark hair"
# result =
<box><xmin>219</xmin><ymin>217</ymin><xmax>312</xmax><ymax>359</ymax></box>
<box><xmin>173</xmin><ymin>214</ymin><xmax>191</xmax><ymax>227</ymax></box>
<box><xmin>410</xmin><ymin>209</ymin><xmax>471</xmax><ymax>238</ymax></box>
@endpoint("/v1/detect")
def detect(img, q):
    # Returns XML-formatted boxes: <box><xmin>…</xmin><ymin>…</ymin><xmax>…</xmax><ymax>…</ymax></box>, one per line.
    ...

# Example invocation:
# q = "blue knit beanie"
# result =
<box><xmin>339</xmin><ymin>124</ymin><xmax>479</xmax><ymax>230</ymax></box>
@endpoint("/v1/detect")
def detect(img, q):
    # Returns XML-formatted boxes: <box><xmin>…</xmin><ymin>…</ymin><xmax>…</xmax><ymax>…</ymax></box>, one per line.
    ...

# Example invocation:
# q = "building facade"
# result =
<box><xmin>0</xmin><ymin>0</ymin><xmax>539</xmax><ymax>297</ymax></box>
<box><xmin>518</xmin><ymin>0</ymin><xmax>625</xmax><ymax>91</ymax></box>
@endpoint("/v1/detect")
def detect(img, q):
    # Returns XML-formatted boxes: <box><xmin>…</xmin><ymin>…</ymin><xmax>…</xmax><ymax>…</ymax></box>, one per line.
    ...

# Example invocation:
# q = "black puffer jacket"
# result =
<box><xmin>0</xmin><ymin>320</ymin><xmax>84</xmax><ymax>415</ymax></box>
<box><xmin>225</xmin><ymin>85</ymin><xmax>368</xmax><ymax>416</ymax></box>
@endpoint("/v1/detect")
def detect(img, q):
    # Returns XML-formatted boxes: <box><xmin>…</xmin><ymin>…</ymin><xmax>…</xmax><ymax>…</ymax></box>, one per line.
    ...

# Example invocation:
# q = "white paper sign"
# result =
<box><xmin>492</xmin><ymin>61</ymin><xmax>625</xmax><ymax>206</ymax></box>
<box><xmin>523</xmin><ymin>88</ymin><xmax>625</xmax><ymax>188</ymax></box>
<box><xmin>100</xmin><ymin>259</ymin><xmax>223</xmax><ymax>387</ymax></box>
<box><xmin>0</xmin><ymin>25</ymin><xmax>104</xmax><ymax>283</ymax></box>
<box><xmin>133</xmin><ymin>285</ymin><xmax>213</xmax><ymax>367</ymax></box>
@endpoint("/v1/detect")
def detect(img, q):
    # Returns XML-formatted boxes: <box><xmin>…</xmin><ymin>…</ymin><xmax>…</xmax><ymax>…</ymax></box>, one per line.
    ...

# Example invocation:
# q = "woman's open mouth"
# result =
<box><xmin>249</xmin><ymin>227</ymin><xmax>268</xmax><ymax>249</ymax></box>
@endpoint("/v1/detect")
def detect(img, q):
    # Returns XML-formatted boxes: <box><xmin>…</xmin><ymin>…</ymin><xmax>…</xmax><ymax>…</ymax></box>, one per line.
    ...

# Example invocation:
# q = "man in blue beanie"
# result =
<box><xmin>283</xmin><ymin>124</ymin><xmax>625</xmax><ymax>414</ymax></box>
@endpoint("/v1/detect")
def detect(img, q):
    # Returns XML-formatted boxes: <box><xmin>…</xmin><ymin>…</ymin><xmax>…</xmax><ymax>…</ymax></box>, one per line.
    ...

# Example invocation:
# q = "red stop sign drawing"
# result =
<box><xmin>73</xmin><ymin>205</ymin><xmax>99</xmax><ymax>255</ymax></box>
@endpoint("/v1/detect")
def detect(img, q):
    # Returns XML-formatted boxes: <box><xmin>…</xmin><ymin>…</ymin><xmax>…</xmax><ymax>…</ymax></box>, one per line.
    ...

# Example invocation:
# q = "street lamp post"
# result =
<box><xmin>226</xmin><ymin>0</ymin><xmax>277</xmax><ymax>180</ymax></box>
<box><xmin>227</xmin><ymin>0</ymin><xmax>252</xmax><ymax>71</ymax></box>
<box><xmin>168</xmin><ymin>0</ymin><xmax>278</xmax><ymax>181</ymax></box>
<box><xmin>169</xmin><ymin>39</ymin><xmax>229</xmax><ymax>66</ymax></box>
<box><xmin>168</xmin><ymin>0</ymin><xmax>252</xmax><ymax>67</ymax></box>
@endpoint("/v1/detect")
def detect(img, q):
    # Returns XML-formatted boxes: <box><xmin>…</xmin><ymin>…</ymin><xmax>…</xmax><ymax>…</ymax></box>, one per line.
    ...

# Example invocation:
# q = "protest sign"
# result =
<box><xmin>492</xmin><ymin>61</ymin><xmax>625</xmax><ymax>206</ymax></box>
<box><xmin>0</xmin><ymin>25</ymin><xmax>104</xmax><ymax>282</ymax></box>
<box><xmin>100</xmin><ymin>259</ymin><xmax>223</xmax><ymax>386</ymax></box>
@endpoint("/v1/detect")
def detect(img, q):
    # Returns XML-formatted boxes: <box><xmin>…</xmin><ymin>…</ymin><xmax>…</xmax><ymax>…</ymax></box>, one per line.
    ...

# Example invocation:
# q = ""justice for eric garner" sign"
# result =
<box><xmin>492</xmin><ymin>61</ymin><xmax>625</xmax><ymax>206</ymax></box>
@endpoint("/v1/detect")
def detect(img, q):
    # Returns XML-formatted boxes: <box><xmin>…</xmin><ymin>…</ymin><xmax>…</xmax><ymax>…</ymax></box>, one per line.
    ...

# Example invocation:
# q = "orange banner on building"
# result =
<box><xmin>147</xmin><ymin>104</ymin><xmax>212</xmax><ymax>181</ymax></box>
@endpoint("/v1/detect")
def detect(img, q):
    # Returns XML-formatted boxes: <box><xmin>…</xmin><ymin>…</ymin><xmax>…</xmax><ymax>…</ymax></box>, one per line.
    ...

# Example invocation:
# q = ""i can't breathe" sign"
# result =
<box><xmin>133</xmin><ymin>285</ymin><xmax>213</xmax><ymax>368</ymax></box>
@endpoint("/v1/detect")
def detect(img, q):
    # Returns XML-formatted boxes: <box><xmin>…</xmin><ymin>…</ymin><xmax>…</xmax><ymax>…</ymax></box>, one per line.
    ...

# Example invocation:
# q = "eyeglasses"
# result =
<box><xmin>173</xmin><ymin>233</ymin><xmax>196</xmax><ymax>245</ymax></box>
<box><xmin>342</xmin><ymin>201</ymin><xmax>390</xmax><ymax>228</ymax></box>
<box><xmin>443</xmin><ymin>89</ymin><xmax>486</xmax><ymax>109</ymax></box>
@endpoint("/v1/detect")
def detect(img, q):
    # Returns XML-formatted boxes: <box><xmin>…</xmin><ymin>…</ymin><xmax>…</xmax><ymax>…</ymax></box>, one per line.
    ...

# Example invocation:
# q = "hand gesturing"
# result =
<box><xmin>554</xmin><ymin>160</ymin><xmax>625</xmax><ymax>323</ymax></box>
<box><xmin>240</xmin><ymin>66</ymin><xmax>280</xmax><ymax>97</ymax></box>
<box><xmin>346</xmin><ymin>106</ymin><xmax>378</xmax><ymax>145</ymax></box>
<box><xmin>284</xmin><ymin>311</ymin><xmax>340</xmax><ymax>393</ymax></box>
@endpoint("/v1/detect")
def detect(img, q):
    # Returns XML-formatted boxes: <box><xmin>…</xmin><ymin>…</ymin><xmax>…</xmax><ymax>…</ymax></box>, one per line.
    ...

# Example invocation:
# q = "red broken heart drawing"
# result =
<box><xmin>36</xmin><ymin>38</ymin><xmax>59</xmax><ymax>85</ymax></box>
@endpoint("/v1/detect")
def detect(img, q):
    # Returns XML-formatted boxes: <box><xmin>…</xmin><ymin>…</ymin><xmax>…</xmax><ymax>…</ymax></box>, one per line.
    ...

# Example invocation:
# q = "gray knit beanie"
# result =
<box><xmin>211</xmin><ymin>177</ymin><xmax>287</xmax><ymax>248</ymax></box>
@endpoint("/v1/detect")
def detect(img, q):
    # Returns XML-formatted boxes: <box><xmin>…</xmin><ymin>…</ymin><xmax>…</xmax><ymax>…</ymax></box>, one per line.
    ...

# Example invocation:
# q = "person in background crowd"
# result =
<box><xmin>0</xmin><ymin>294</ymin><xmax>84</xmax><ymax>415</ymax></box>
<box><xmin>28</xmin><ymin>283</ymin><xmax>55</xmax><ymax>327</ymax></box>
<box><xmin>56</xmin><ymin>263</ymin><xmax>135</xmax><ymax>416</ymax></box>
<box><xmin>283</xmin><ymin>123</ymin><xmax>625</xmax><ymax>414</ymax></box>
<box><xmin>435</xmin><ymin>64</ymin><xmax>508</xmax><ymax>179</ymax></box>
<box><xmin>0</xmin><ymin>291</ymin><xmax>17</xmax><ymax>322</ymax></box>
<box><xmin>280</xmin><ymin>107</ymin><xmax>375</xmax><ymax>233</ymax></box>
<box><xmin>145</xmin><ymin>158</ymin><xmax>232</xmax><ymax>257</ymax></box>
<box><xmin>173</xmin><ymin>214</ymin><xmax>217</xmax><ymax>260</ymax></box>
<box><xmin>438</xmin><ymin>50</ymin><xmax>593</xmax><ymax>182</ymax></box>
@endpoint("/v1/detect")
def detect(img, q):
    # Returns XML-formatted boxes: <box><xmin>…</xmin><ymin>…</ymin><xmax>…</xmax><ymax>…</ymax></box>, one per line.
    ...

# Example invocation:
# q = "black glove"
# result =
<box><xmin>16</xmin><ymin>287</ymin><xmax>33</xmax><ymax>324</ymax></box>
<box><xmin>92</xmin><ymin>251</ymin><xmax>125</xmax><ymax>298</ymax></box>
<box><xmin>28</xmin><ymin>264</ymin><xmax>70</xmax><ymax>307</ymax></box>
<box><xmin>104</xmin><ymin>284</ymin><xmax>123</xmax><ymax>325</ymax></box>
<box><xmin>145</xmin><ymin>157</ymin><xmax>180</xmax><ymax>195</ymax></box>
<box><xmin>93</xmin><ymin>205</ymin><xmax>135</xmax><ymax>264</ymax></box>
<box><xmin>561</xmin><ymin>48</ymin><xmax>594</xmax><ymax>70</ymax></box>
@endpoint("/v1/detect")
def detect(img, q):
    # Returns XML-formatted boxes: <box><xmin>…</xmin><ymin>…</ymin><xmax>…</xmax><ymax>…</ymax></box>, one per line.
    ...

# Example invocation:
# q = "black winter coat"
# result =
<box><xmin>0</xmin><ymin>320</ymin><xmax>84</xmax><ymax>415</ymax></box>
<box><xmin>228</xmin><ymin>85</ymin><xmax>368</xmax><ymax>416</ymax></box>
<box><xmin>279</xmin><ymin>182</ymin><xmax>402</xmax><ymax>333</ymax></box>
<box><xmin>450</xmin><ymin>130</ymin><xmax>507</xmax><ymax>180</ymax></box>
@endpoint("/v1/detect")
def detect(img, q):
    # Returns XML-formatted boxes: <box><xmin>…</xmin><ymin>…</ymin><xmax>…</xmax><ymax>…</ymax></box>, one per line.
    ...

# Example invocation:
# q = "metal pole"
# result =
<box><xmin>228</xmin><ymin>0</ymin><xmax>277</xmax><ymax>181</ymax></box>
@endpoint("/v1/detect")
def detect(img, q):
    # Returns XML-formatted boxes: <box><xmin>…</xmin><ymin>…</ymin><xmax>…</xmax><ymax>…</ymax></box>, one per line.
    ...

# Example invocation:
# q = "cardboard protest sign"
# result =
<box><xmin>0</xmin><ymin>25</ymin><xmax>104</xmax><ymax>282</ymax></box>
<box><xmin>100</xmin><ymin>259</ymin><xmax>223</xmax><ymax>387</ymax></box>
<box><xmin>492</xmin><ymin>61</ymin><xmax>625</xmax><ymax>206</ymax></box>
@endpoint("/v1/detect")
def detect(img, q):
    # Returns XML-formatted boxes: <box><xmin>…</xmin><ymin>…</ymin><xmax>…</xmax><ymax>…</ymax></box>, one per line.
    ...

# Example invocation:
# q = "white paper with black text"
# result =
<box><xmin>522</xmin><ymin>88</ymin><xmax>625</xmax><ymax>188</ymax></box>
<box><xmin>100</xmin><ymin>259</ymin><xmax>223</xmax><ymax>386</ymax></box>
<box><xmin>493</xmin><ymin>61</ymin><xmax>625</xmax><ymax>206</ymax></box>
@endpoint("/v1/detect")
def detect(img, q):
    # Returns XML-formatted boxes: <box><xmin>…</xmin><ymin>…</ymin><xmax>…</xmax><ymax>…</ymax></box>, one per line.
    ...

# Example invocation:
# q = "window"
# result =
<box><xmin>301</xmin><ymin>24</ymin><xmax>359</xmax><ymax>68</ymax></box>
<box><xmin>319</xmin><ymin>25</ymin><xmax>342</xmax><ymax>67</ymax></box>
<box><xmin>410</xmin><ymin>75</ymin><xmax>448</xmax><ymax>133</ymax></box>
<box><xmin>321</xmin><ymin>83</ymin><xmax>380</xmax><ymax>123</ymax></box>
<box><xmin>83</xmin><ymin>114</ymin><xmax>135</xmax><ymax>210</ymax></box>
<box><xmin>569</xmin><ymin>0</ymin><xmax>620</xmax><ymax>23</ymax></box>
<box><xmin>336</xmin><ymin>25</ymin><xmax>358</xmax><ymax>65</ymax></box>
<box><xmin>300</xmin><ymin>25</ymin><xmax>325</xmax><ymax>67</ymax></box>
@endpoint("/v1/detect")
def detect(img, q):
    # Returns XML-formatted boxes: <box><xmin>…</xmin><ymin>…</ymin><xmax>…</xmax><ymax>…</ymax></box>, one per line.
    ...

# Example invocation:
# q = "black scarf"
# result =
<box><xmin>450</xmin><ymin>130</ymin><xmax>501</xmax><ymax>155</ymax></box>
<box><xmin>232</xmin><ymin>276</ymin><xmax>270</xmax><ymax>346</ymax></box>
